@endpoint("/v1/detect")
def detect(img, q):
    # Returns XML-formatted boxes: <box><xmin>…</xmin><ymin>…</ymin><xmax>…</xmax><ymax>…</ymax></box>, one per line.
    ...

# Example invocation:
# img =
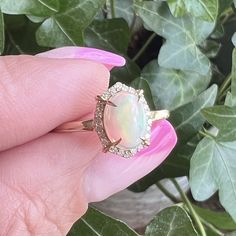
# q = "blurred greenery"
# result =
<box><xmin>1</xmin><ymin>0</ymin><xmax>236</xmax><ymax>235</ymax></box>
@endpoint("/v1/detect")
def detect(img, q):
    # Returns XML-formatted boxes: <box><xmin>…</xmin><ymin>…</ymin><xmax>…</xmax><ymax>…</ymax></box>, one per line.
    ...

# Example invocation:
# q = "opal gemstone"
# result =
<box><xmin>104</xmin><ymin>91</ymin><xmax>148</xmax><ymax>149</ymax></box>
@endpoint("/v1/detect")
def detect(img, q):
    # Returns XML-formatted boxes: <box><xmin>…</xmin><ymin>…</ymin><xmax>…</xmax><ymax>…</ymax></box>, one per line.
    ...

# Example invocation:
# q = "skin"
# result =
<box><xmin>0</xmin><ymin>48</ymin><xmax>177</xmax><ymax>235</ymax></box>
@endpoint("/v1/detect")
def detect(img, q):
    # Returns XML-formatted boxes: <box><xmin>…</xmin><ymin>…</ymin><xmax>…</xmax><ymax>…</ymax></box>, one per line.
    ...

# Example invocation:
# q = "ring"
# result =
<box><xmin>54</xmin><ymin>82</ymin><xmax>169</xmax><ymax>158</ymax></box>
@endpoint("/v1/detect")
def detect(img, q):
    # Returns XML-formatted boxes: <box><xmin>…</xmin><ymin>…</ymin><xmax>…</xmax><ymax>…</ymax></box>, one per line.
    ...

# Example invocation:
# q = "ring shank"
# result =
<box><xmin>54</xmin><ymin>110</ymin><xmax>169</xmax><ymax>133</ymax></box>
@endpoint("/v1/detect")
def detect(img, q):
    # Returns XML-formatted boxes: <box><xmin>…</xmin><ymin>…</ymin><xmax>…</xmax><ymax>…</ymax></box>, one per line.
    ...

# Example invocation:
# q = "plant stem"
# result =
<box><xmin>132</xmin><ymin>32</ymin><xmax>156</xmax><ymax>62</ymax></box>
<box><xmin>219</xmin><ymin>74</ymin><xmax>231</xmax><ymax>97</ymax></box>
<box><xmin>110</xmin><ymin>0</ymin><xmax>116</xmax><ymax>18</ymax></box>
<box><xmin>171</xmin><ymin>179</ymin><xmax>207</xmax><ymax>236</ymax></box>
<box><xmin>130</xmin><ymin>13</ymin><xmax>137</xmax><ymax>35</ymax></box>
<box><xmin>7</xmin><ymin>30</ymin><xmax>25</xmax><ymax>54</ymax></box>
<box><xmin>198</xmin><ymin>130</ymin><xmax>214</xmax><ymax>139</ymax></box>
<box><xmin>200</xmin><ymin>217</ymin><xmax>224</xmax><ymax>236</ymax></box>
<box><xmin>156</xmin><ymin>182</ymin><xmax>180</xmax><ymax>203</ymax></box>
<box><xmin>218</xmin><ymin>86</ymin><xmax>231</xmax><ymax>102</ymax></box>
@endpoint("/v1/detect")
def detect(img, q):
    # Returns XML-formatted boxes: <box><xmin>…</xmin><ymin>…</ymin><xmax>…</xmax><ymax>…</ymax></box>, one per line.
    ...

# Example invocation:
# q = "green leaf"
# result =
<box><xmin>202</xmin><ymin>105</ymin><xmax>236</xmax><ymax>141</ymax></box>
<box><xmin>129</xmin><ymin>136</ymin><xmax>199</xmax><ymax>192</ymax></box>
<box><xmin>219</xmin><ymin>0</ymin><xmax>233</xmax><ymax>13</ymax></box>
<box><xmin>144</xmin><ymin>206</ymin><xmax>198</xmax><ymax>236</ymax></box>
<box><xmin>27</xmin><ymin>15</ymin><xmax>46</xmax><ymax>23</ymax></box>
<box><xmin>0</xmin><ymin>10</ymin><xmax>5</xmax><ymax>55</ymax></box>
<box><xmin>5</xmin><ymin>20</ymin><xmax>48</xmax><ymax>55</ymax></box>
<box><xmin>193</xmin><ymin>205</ymin><xmax>236</xmax><ymax>230</ymax></box>
<box><xmin>1</xmin><ymin>0</ymin><xmax>59</xmax><ymax>17</ymax></box>
<box><xmin>190</xmin><ymin>137</ymin><xmax>236</xmax><ymax>221</ymax></box>
<box><xmin>167</xmin><ymin>0</ymin><xmax>219</xmax><ymax>22</ymax></box>
<box><xmin>85</xmin><ymin>18</ymin><xmax>130</xmax><ymax>54</ymax></box>
<box><xmin>36</xmin><ymin>0</ymin><xmax>106</xmax><ymax>47</ymax></box>
<box><xmin>200</xmin><ymin>40</ymin><xmax>221</xmax><ymax>58</ymax></box>
<box><xmin>227</xmin><ymin>232</ymin><xmax>236</xmax><ymax>236</ymax></box>
<box><xmin>134</xmin><ymin>1</ymin><xmax>214</xmax><ymax>75</ymax></box>
<box><xmin>210</xmin><ymin>22</ymin><xmax>224</xmax><ymax>39</ymax></box>
<box><xmin>108</xmin><ymin>0</ymin><xmax>133</xmax><ymax>26</ymax></box>
<box><xmin>170</xmin><ymin>85</ymin><xmax>218</xmax><ymax>144</ymax></box>
<box><xmin>232</xmin><ymin>32</ymin><xmax>236</xmax><ymax>47</ymax></box>
<box><xmin>142</xmin><ymin>60</ymin><xmax>211</xmax><ymax>111</ymax></box>
<box><xmin>225</xmin><ymin>92</ymin><xmax>234</xmax><ymax>106</ymax></box>
<box><xmin>231</xmin><ymin>48</ymin><xmax>236</xmax><ymax>105</ymax></box>
<box><xmin>67</xmin><ymin>207</ymin><xmax>139</xmax><ymax>236</ymax></box>
<box><xmin>167</xmin><ymin>0</ymin><xmax>186</xmax><ymax>17</ymax></box>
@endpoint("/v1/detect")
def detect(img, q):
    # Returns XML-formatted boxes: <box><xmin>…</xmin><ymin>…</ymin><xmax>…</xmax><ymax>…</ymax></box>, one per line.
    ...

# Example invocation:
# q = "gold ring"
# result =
<box><xmin>54</xmin><ymin>82</ymin><xmax>169</xmax><ymax>158</ymax></box>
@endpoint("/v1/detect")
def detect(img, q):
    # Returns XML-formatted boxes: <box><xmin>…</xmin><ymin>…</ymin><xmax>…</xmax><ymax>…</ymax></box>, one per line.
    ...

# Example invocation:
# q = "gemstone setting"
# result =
<box><xmin>94</xmin><ymin>82</ymin><xmax>152</xmax><ymax>158</ymax></box>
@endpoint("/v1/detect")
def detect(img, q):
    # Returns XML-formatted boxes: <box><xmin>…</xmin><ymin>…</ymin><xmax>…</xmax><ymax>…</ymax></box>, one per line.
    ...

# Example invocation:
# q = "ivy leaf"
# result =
<box><xmin>200</xmin><ymin>40</ymin><xmax>221</xmax><ymax>58</ymax></box>
<box><xmin>5</xmin><ymin>20</ymin><xmax>47</xmax><ymax>55</ymax></box>
<box><xmin>193</xmin><ymin>205</ymin><xmax>236</xmax><ymax>230</ymax></box>
<box><xmin>202</xmin><ymin>105</ymin><xmax>236</xmax><ymax>141</ymax></box>
<box><xmin>190</xmin><ymin>137</ymin><xmax>236</xmax><ymax>221</ymax></box>
<box><xmin>227</xmin><ymin>232</ymin><xmax>236</xmax><ymax>236</ymax></box>
<box><xmin>232</xmin><ymin>32</ymin><xmax>236</xmax><ymax>47</ymax></box>
<box><xmin>144</xmin><ymin>206</ymin><xmax>198</xmax><ymax>236</ymax></box>
<box><xmin>170</xmin><ymin>85</ymin><xmax>218</xmax><ymax>144</ymax></box>
<box><xmin>167</xmin><ymin>0</ymin><xmax>219</xmax><ymax>22</ymax></box>
<box><xmin>0</xmin><ymin>10</ymin><xmax>4</xmax><ymax>55</ymax></box>
<box><xmin>219</xmin><ymin>0</ymin><xmax>233</xmax><ymax>12</ymax></box>
<box><xmin>130</xmin><ymin>86</ymin><xmax>217</xmax><ymax>192</ymax></box>
<box><xmin>36</xmin><ymin>0</ymin><xmax>106</xmax><ymax>47</ymax></box>
<box><xmin>1</xmin><ymin>0</ymin><xmax>59</xmax><ymax>17</ymax></box>
<box><xmin>129</xmin><ymin>136</ymin><xmax>199</xmax><ymax>192</ymax></box>
<box><xmin>67</xmin><ymin>207</ymin><xmax>139</xmax><ymax>236</ymax></box>
<box><xmin>108</xmin><ymin>0</ymin><xmax>134</xmax><ymax>26</ymax></box>
<box><xmin>142</xmin><ymin>60</ymin><xmax>211</xmax><ymax>111</ymax></box>
<box><xmin>231</xmin><ymin>48</ymin><xmax>236</xmax><ymax>105</ymax></box>
<box><xmin>134</xmin><ymin>1</ymin><xmax>214</xmax><ymax>75</ymax></box>
<box><xmin>85</xmin><ymin>18</ymin><xmax>130</xmax><ymax>54</ymax></box>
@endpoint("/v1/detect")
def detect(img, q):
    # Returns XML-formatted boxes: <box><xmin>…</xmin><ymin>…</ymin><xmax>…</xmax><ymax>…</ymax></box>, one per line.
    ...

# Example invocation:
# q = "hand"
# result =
<box><xmin>0</xmin><ymin>47</ymin><xmax>177</xmax><ymax>235</ymax></box>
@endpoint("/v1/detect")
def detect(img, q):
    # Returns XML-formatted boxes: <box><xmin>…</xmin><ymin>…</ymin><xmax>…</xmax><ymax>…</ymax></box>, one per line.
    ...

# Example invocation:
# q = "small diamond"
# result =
<box><xmin>145</xmin><ymin>133</ymin><xmax>151</xmax><ymax>140</ymax></box>
<box><xmin>139</xmin><ymin>96</ymin><xmax>146</xmax><ymax>103</ymax></box>
<box><xmin>101</xmin><ymin>92</ymin><xmax>110</xmax><ymax>100</ymax></box>
<box><xmin>115</xmin><ymin>82</ymin><xmax>122</xmax><ymax>91</ymax></box>
<box><xmin>129</xmin><ymin>87</ymin><xmax>136</xmax><ymax>94</ymax></box>
<box><xmin>122</xmin><ymin>85</ymin><xmax>128</xmax><ymax>91</ymax></box>
<box><xmin>137</xmin><ymin>145</ymin><xmax>144</xmax><ymax>152</ymax></box>
<box><xmin>109</xmin><ymin>87</ymin><xmax>117</xmax><ymax>95</ymax></box>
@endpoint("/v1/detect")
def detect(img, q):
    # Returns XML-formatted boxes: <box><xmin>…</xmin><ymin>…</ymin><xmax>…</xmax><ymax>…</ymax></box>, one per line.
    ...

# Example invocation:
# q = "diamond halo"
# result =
<box><xmin>94</xmin><ymin>82</ymin><xmax>152</xmax><ymax>158</ymax></box>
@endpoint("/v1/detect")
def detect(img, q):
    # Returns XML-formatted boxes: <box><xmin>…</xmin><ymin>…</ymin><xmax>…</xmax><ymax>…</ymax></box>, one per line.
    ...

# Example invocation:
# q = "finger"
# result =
<box><xmin>0</xmin><ymin>120</ymin><xmax>176</xmax><ymax>234</ymax></box>
<box><xmin>0</xmin><ymin>55</ymin><xmax>109</xmax><ymax>151</ymax></box>
<box><xmin>37</xmin><ymin>47</ymin><xmax>126</xmax><ymax>70</ymax></box>
<box><xmin>0</xmin><ymin>132</ymin><xmax>100</xmax><ymax>235</ymax></box>
<box><xmin>83</xmin><ymin>120</ymin><xmax>177</xmax><ymax>202</ymax></box>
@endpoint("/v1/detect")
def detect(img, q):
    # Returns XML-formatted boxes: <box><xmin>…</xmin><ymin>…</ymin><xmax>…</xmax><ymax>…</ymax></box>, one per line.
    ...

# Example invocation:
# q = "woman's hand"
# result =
<box><xmin>0</xmin><ymin>47</ymin><xmax>177</xmax><ymax>235</ymax></box>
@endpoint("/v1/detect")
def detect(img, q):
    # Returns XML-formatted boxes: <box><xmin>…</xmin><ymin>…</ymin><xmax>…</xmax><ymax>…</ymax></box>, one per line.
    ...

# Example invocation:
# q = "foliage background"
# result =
<box><xmin>1</xmin><ymin>0</ymin><xmax>236</xmax><ymax>235</ymax></box>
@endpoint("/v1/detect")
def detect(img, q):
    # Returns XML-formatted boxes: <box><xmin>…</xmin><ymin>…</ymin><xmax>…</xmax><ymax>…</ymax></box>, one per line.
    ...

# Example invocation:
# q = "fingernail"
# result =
<box><xmin>37</xmin><ymin>47</ymin><xmax>126</xmax><ymax>70</ymax></box>
<box><xmin>137</xmin><ymin>120</ymin><xmax>177</xmax><ymax>157</ymax></box>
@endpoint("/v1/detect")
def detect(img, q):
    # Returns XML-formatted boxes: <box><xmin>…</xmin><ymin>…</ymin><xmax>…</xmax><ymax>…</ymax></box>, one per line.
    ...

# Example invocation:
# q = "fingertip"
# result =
<box><xmin>83</xmin><ymin>120</ymin><xmax>177</xmax><ymax>203</ymax></box>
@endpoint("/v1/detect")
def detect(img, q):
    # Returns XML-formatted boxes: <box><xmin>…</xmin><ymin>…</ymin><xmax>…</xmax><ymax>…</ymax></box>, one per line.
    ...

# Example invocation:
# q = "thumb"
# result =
<box><xmin>0</xmin><ymin>55</ymin><xmax>109</xmax><ymax>151</ymax></box>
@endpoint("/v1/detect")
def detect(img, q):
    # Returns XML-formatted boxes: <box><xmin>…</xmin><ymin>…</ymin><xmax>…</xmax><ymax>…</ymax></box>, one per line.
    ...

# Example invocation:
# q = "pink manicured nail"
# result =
<box><xmin>37</xmin><ymin>47</ymin><xmax>126</xmax><ymax>70</ymax></box>
<box><xmin>137</xmin><ymin>119</ymin><xmax>177</xmax><ymax>157</ymax></box>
